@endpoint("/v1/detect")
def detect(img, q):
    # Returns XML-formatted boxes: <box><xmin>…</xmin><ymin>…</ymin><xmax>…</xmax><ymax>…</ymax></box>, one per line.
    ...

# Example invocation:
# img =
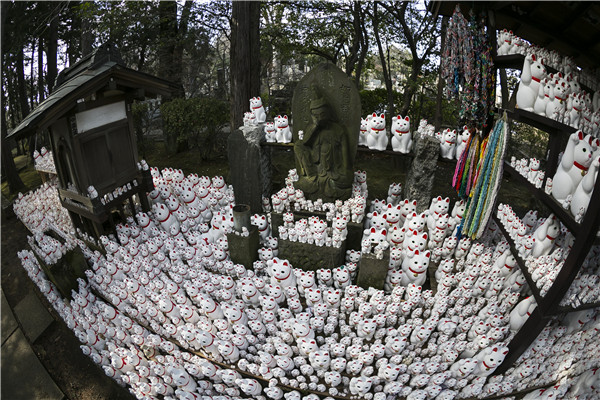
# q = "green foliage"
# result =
<box><xmin>360</xmin><ymin>88</ymin><xmax>403</xmax><ymax>116</ymax></box>
<box><xmin>508</xmin><ymin>122</ymin><xmax>548</xmax><ymax>161</ymax></box>
<box><xmin>160</xmin><ymin>97</ymin><xmax>229</xmax><ymax>159</ymax></box>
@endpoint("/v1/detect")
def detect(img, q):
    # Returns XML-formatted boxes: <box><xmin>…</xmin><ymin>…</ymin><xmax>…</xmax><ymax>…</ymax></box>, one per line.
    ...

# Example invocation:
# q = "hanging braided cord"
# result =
<box><xmin>460</xmin><ymin>115</ymin><xmax>508</xmax><ymax>239</ymax></box>
<box><xmin>441</xmin><ymin>5</ymin><xmax>495</xmax><ymax>131</ymax></box>
<box><xmin>471</xmin><ymin>136</ymin><xmax>489</xmax><ymax>193</ymax></box>
<box><xmin>452</xmin><ymin>132</ymin><xmax>473</xmax><ymax>188</ymax></box>
<box><xmin>476</xmin><ymin>119</ymin><xmax>508</xmax><ymax>238</ymax></box>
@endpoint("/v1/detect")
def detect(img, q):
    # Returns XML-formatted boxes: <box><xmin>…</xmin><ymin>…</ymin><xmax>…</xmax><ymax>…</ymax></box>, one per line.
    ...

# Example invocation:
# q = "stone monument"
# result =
<box><xmin>292</xmin><ymin>63</ymin><xmax>360</xmax><ymax>202</ymax></box>
<box><xmin>405</xmin><ymin>134</ymin><xmax>440</xmax><ymax>213</ymax></box>
<box><xmin>227</xmin><ymin>124</ymin><xmax>272</xmax><ymax>213</ymax></box>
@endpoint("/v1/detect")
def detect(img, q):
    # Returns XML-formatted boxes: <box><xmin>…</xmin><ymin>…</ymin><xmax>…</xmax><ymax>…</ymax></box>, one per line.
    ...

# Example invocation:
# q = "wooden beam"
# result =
<box><xmin>541</xmin><ymin>176</ymin><xmax>600</xmax><ymax>315</ymax></box>
<box><xmin>496</xmin><ymin>6</ymin><xmax>600</xmax><ymax>67</ymax></box>
<box><xmin>560</xmin><ymin>3</ymin><xmax>592</xmax><ymax>32</ymax></box>
<box><xmin>494</xmin><ymin>308</ymin><xmax>550</xmax><ymax>375</ymax></box>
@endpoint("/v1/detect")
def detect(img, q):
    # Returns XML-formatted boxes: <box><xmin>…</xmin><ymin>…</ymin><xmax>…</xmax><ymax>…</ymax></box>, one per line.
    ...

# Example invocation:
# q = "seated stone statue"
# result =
<box><xmin>294</xmin><ymin>94</ymin><xmax>353</xmax><ymax>201</ymax></box>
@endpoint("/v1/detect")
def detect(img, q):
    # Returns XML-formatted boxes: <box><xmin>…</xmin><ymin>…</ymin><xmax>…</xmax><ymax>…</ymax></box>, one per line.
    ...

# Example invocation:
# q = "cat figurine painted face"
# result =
<box><xmin>378</xmin><ymin>362</ymin><xmax>402</xmax><ymax>381</ymax></box>
<box><xmin>350</xmin><ymin>376</ymin><xmax>374</xmax><ymax>396</ymax></box>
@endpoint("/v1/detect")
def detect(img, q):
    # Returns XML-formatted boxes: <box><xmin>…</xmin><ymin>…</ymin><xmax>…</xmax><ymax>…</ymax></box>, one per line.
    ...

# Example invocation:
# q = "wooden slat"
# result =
<box><xmin>503</xmin><ymin>162</ymin><xmax>580</xmax><ymax>236</ymax></box>
<box><xmin>491</xmin><ymin>213</ymin><xmax>544</xmax><ymax>305</ymax></box>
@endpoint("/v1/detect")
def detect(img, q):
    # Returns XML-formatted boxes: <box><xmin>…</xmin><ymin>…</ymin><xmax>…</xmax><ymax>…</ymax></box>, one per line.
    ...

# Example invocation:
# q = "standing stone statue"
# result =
<box><xmin>292</xmin><ymin>63</ymin><xmax>360</xmax><ymax>202</ymax></box>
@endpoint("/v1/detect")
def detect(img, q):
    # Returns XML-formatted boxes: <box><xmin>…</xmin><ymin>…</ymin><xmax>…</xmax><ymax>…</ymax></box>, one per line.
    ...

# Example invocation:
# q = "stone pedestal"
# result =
<box><xmin>356</xmin><ymin>250</ymin><xmax>389</xmax><ymax>290</ymax></box>
<box><xmin>34</xmin><ymin>248</ymin><xmax>89</xmax><ymax>301</ymax></box>
<box><xmin>278</xmin><ymin>239</ymin><xmax>346</xmax><ymax>271</ymax></box>
<box><xmin>227</xmin><ymin>227</ymin><xmax>260</xmax><ymax>269</ymax></box>
<box><xmin>271</xmin><ymin>210</ymin><xmax>363</xmax><ymax>252</ymax></box>
<box><xmin>404</xmin><ymin>134</ymin><xmax>440</xmax><ymax>213</ymax></box>
<box><xmin>227</xmin><ymin>124</ymin><xmax>272</xmax><ymax>214</ymax></box>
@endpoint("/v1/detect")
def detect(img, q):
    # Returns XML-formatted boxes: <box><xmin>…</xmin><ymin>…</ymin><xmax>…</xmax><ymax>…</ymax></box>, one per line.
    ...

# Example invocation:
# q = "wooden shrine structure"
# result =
<box><xmin>8</xmin><ymin>43</ymin><xmax>180</xmax><ymax>238</ymax></box>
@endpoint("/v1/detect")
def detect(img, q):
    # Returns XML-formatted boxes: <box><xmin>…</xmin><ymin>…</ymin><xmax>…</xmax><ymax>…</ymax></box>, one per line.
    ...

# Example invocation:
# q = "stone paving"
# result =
<box><xmin>1</xmin><ymin>289</ymin><xmax>64</xmax><ymax>400</ymax></box>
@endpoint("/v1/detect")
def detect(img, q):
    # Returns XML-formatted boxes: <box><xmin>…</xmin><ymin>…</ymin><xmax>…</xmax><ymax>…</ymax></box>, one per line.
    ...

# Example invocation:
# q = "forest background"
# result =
<box><xmin>1</xmin><ymin>1</ymin><xmax>541</xmax><ymax>196</ymax></box>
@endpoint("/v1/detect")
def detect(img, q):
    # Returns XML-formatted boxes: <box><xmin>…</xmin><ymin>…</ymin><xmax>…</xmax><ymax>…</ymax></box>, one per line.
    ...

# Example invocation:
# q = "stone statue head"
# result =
<box><xmin>309</xmin><ymin>85</ymin><xmax>335</xmax><ymax>126</ymax></box>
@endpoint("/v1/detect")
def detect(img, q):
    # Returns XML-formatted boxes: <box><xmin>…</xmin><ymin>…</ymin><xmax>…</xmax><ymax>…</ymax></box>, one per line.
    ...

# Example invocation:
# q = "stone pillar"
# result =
<box><xmin>356</xmin><ymin>250</ymin><xmax>389</xmax><ymax>290</ymax></box>
<box><xmin>227</xmin><ymin>227</ymin><xmax>260</xmax><ymax>269</ymax></box>
<box><xmin>277</xmin><ymin>239</ymin><xmax>346</xmax><ymax>271</ymax></box>
<box><xmin>404</xmin><ymin>134</ymin><xmax>440</xmax><ymax>213</ymax></box>
<box><xmin>227</xmin><ymin>124</ymin><xmax>272</xmax><ymax>214</ymax></box>
<box><xmin>271</xmin><ymin>210</ymin><xmax>363</xmax><ymax>251</ymax></box>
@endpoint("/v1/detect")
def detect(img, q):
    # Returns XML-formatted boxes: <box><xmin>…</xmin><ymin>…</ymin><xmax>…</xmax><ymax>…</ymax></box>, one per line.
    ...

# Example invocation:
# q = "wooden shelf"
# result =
<box><xmin>494</xmin><ymin>54</ymin><xmax>527</xmax><ymax>70</ymax></box>
<box><xmin>357</xmin><ymin>145</ymin><xmax>415</xmax><ymax>157</ymax></box>
<box><xmin>502</xmin><ymin>162</ymin><xmax>580</xmax><ymax>236</ymax></box>
<box><xmin>492</xmin><ymin>213</ymin><xmax>545</xmax><ymax>306</ymax></box>
<box><xmin>494</xmin><ymin>54</ymin><xmax>595</xmax><ymax>94</ymax></box>
<box><xmin>492</xmin><ymin>213</ymin><xmax>600</xmax><ymax>316</ymax></box>
<box><xmin>499</xmin><ymin>107</ymin><xmax>577</xmax><ymax>136</ymax></box>
<box><xmin>35</xmin><ymin>167</ymin><xmax>57</xmax><ymax>175</ymax></box>
<box><xmin>261</xmin><ymin>142</ymin><xmax>294</xmax><ymax>149</ymax></box>
<box><xmin>556</xmin><ymin>300</ymin><xmax>600</xmax><ymax>314</ymax></box>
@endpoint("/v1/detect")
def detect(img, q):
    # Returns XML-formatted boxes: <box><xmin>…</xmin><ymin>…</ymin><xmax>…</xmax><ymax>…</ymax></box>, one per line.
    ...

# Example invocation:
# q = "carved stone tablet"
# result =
<box><xmin>292</xmin><ymin>63</ymin><xmax>360</xmax><ymax>202</ymax></box>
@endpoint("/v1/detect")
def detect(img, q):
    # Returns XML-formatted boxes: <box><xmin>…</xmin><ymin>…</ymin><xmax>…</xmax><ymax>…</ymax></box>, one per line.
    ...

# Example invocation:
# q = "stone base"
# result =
<box><xmin>34</xmin><ymin>248</ymin><xmax>89</xmax><ymax>301</ymax></box>
<box><xmin>278</xmin><ymin>238</ymin><xmax>346</xmax><ymax>271</ymax></box>
<box><xmin>356</xmin><ymin>250</ymin><xmax>389</xmax><ymax>290</ymax></box>
<box><xmin>227</xmin><ymin>227</ymin><xmax>260</xmax><ymax>270</ymax></box>
<box><xmin>271</xmin><ymin>210</ymin><xmax>364</xmax><ymax>252</ymax></box>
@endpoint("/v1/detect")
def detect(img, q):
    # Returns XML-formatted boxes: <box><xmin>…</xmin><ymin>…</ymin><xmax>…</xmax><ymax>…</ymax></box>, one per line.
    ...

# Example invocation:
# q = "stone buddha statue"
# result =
<box><xmin>294</xmin><ymin>86</ymin><xmax>353</xmax><ymax>201</ymax></box>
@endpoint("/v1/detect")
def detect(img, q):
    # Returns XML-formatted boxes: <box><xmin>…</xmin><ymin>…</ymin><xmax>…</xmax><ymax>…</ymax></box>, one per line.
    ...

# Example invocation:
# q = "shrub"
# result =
<box><xmin>359</xmin><ymin>88</ymin><xmax>403</xmax><ymax>116</ymax></box>
<box><xmin>160</xmin><ymin>97</ymin><xmax>229</xmax><ymax>159</ymax></box>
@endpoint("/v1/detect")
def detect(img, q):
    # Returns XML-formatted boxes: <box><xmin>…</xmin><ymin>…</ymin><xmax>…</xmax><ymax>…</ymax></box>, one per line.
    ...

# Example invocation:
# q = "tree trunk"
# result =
<box><xmin>1</xmin><ymin>112</ymin><xmax>25</xmax><ymax>193</ymax></box>
<box><xmin>373</xmin><ymin>3</ymin><xmax>395</xmax><ymax>118</ymax></box>
<box><xmin>399</xmin><ymin>60</ymin><xmax>423</xmax><ymax>118</ymax></box>
<box><xmin>16</xmin><ymin>48</ymin><xmax>30</xmax><ymax>120</ymax></box>
<box><xmin>46</xmin><ymin>12</ymin><xmax>59</xmax><ymax>93</ymax></box>
<box><xmin>230</xmin><ymin>1</ymin><xmax>260</xmax><ymax>130</ymax></box>
<box><xmin>1</xmin><ymin>0</ymin><xmax>25</xmax><ymax>193</ymax></box>
<box><xmin>30</xmin><ymin>43</ymin><xmax>35</xmax><ymax>108</ymax></box>
<box><xmin>137</xmin><ymin>44</ymin><xmax>147</xmax><ymax>71</ymax></box>
<box><xmin>38</xmin><ymin>37</ymin><xmax>45</xmax><ymax>102</ymax></box>
<box><xmin>345</xmin><ymin>1</ymin><xmax>361</xmax><ymax>78</ymax></box>
<box><xmin>352</xmin><ymin>2</ymin><xmax>369</xmax><ymax>89</ymax></box>
<box><xmin>172</xmin><ymin>0</ymin><xmax>192</xmax><ymax>95</ymax></box>
<box><xmin>434</xmin><ymin>16</ymin><xmax>449</xmax><ymax>130</ymax></box>
<box><xmin>158</xmin><ymin>1</ymin><xmax>178</xmax><ymax>85</ymax></box>
<box><xmin>158</xmin><ymin>0</ymin><xmax>184</xmax><ymax>154</ymax></box>
<box><xmin>354</xmin><ymin>8</ymin><xmax>369</xmax><ymax>90</ymax></box>
<box><xmin>80</xmin><ymin>1</ymin><xmax>94</xmax><ymax>57</ymax></box>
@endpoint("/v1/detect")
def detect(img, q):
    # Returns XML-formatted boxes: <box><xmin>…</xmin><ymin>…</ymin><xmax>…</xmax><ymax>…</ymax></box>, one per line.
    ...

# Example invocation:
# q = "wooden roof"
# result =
<box><xmin>431</xmin><ymin>1</ymin><xmax>600</xmax><ymax>70</ymax></box>
<box><xmin>9</xmin><ymin>44</ymin><xmax>180</xmax><ymax>140</ymax></box>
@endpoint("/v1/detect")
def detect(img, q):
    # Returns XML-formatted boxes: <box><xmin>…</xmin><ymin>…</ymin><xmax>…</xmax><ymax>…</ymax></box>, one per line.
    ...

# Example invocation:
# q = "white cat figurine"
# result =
<box><xmin>570</xmin><ymin>155</ymin><xmax>600</xmax><ymax>220</ymax></box>
<box><xmin>250</xmin><ymin>96</ymin><xmax>266</xmax><ymax>123</ymax></box>
<box><xmin>359</xmin><ymin>117</ymin><xmax>369</xmax><ymax>146</ymax></box>
<box><xmin>264</xmin><ymin>122</ymin><xmax>276</xmax><ymax>143</ymax></box>
<box><xmin>367</xmin><ymin>113</ymin><xmax>388</xmax><ymax>151</ymax></box>
<box><xmin>516</xmin><ymin>54</ymin><xmax>547</xmax><ymax>111</ymax></box>
<box><xmin>439</xmin><ymin>129</ymin><xmax>457</xmax><ymax>160</ymax></box>
<box><xmin>391</xmin><ymin>115</ymin><xmax>412</xmax><ymax>153</ymax></box>
<box><xmin>275</xmin><ymin>115</ymin><xmax>292</xmax><ymax>143</ymax></box>
<box><xmin>400</xmin><ymin>249</ymin><xmax>430</xmax><ymax>286</ymax></box>
<box><xmin>551</xmin><ymin>131</ymin><xmax>598</xmax><ymax>203</ymax></box>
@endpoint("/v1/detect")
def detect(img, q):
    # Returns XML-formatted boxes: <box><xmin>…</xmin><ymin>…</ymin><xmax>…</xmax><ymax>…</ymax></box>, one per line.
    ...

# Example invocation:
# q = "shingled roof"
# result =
<box><xmin>8</xmin><ymin>43</ymin><xmax>180</xmax><ymax>140</ymax></box>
